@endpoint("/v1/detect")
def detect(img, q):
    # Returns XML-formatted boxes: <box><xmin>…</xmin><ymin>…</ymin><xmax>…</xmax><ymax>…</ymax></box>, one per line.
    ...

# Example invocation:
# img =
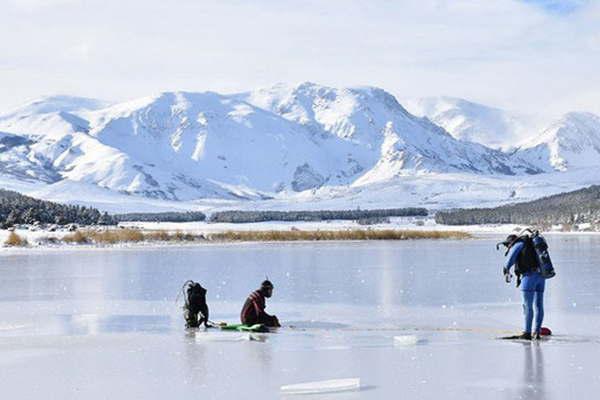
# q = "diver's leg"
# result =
<box><xmin>533</xmin><ymin>274</ymin><xmax>546</xmax><ymax>337</ymax></box>
<box><xmin>534</xmin><ymin>291</ymin><xmax>544</xmax><ymax>335</ymax></box>
<box><xmin>522</xmin><ymin>290</ymin><xmax>535</xmax><ymax>335</ymax></box>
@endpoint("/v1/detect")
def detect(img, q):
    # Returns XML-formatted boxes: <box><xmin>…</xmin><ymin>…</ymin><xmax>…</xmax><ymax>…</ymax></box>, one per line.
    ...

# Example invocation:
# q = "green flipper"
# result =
<box><xmin>238</xmin><ymin>324</ymin><xmax>268</xmax><ymax>332</ymax></box>
<box><xmin>218</xmin><ymin>323</ymin><xmax>268</xmax><ymax>332</ymax></box>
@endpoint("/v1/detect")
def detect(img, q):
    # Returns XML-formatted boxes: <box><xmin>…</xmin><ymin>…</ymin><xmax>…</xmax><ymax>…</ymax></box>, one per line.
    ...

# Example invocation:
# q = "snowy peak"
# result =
<box><xmin>0</xmin><ymin>95</ymin><xmax>103</xmax><ymax>140</ymax></box>
<box><xmin>403</xmin><ymin>96</ymin><xmax>535</xmax><ymax>150</ymax></box>
<box><xmin>2</xmin><ymin>95</ymin><xmax>109</xmax><ymax>117</ymax></box>
<box><xmin>518</xmin><ymin>112</ymin><xmax>600</xmax><ymax>171</ymax></box>
<box><xmin>243</xmin><ymin>82</ymin><xmax>414</xmax><ymax>143</ymax></box>
<box><xmin>535</xmin><ymin>112</ymin><xmax>600</xmax><ymax>146</ymax></box>
<box><xmin>244</xmin><ymin>83</ymin><xmax>539</xmax><ymax>179</ymax></box>
<box><xmin>71</xmin><ymin>90</ymin><xmax>347</xmax><ymax>199</ymax></box>
<box><xmin>0</xmin><ymin>90</ymin><xmax>360</xmax><ymax>200</ymax></box>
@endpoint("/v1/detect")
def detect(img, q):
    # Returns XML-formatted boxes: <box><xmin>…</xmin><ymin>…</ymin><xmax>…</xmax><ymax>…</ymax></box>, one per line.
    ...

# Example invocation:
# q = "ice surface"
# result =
<box><xmin>1</xmin><ymin>237</ymin><xmax>600</xmax><ymax>399</ymax></box>
<box><xmin>195</xmin><ymin>332</ymin><xmax>249</xmax><ymax>342</ymax></box>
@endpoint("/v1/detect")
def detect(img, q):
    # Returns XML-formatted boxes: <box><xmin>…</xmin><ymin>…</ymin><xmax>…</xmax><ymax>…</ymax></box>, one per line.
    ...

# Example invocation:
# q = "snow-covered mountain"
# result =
<box><xmin>241</xmin><ymin>83</ymin><xmax>541</xmax><ymax>183</ymax></box>
<box><xmin>403</xmin><ymin>97</ymin><xmax>600</xmax><ymax>174</ymax></box>
<box><xmin>0</xmin><ymin>84</ymin><xmax>543</xmax><ymax>203</ymax></box>
<box><xmin>403</xmin><ymin>96</ymin><xmax>536</xmax><ymax>150</ymax></box>
<box><xmin>0</xmin><ymin>83</ymin><xmax>598</xmax><ymax>211</ymax></box>
<box><xmin>516</xmin><ymin>112</ymin><xmax>600</xmax><ymax>172</ymax></box>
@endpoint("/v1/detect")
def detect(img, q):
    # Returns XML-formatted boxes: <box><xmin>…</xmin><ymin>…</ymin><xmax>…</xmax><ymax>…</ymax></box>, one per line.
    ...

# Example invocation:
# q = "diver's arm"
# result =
<box><xmin>254</xmin><ymin>297</ymin><xmax>274</xmax><ymax>319</ymax></box>
<box><xmin>504</xmin><ymin>242</ymin><xmax>524</xmax><ymax>274</ymax></box>
<box><xmin>252</xmin><ymin>296</ymin><xmax>265</xmax><ymax>317</ymax></box>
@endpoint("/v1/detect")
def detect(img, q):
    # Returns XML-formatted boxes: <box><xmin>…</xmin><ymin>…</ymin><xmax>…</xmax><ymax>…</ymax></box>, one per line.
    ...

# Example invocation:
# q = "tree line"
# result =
<box><xmin>0</xmin><ymin>187</ymin><xmax>428</xmax><ymax>228</ymax></box>
<box><xmin>0</xmin><ymin>189</ymin><xmax>114</xmax><ymax>228</ymax></box>
<box><xmin>435</xmin><ymin>185</ymin><xmax>600</xmax><ymax>226</ymax></box>
<box><xmin>113</xmin><ymin>211</ymin><xmax>206</xmax><ymax>223</ymax></box>
<box><xmin>209</xmin><ymin>208</ymin><xmax>428</xmax><ymax>223</ymax></box>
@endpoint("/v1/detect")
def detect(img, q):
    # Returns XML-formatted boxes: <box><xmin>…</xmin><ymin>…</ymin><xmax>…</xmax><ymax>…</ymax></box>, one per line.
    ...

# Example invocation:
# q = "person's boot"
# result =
<box><xmin>502</xmin><ymin>332</ymin><xmax>533</xmax><ymax>340</ymax></box>
<box><xmin>533</xmin><ymin>332</ymin><xmax>542</xmax><ymax>340</ymax></box>
<box><xmin>518</xmin><ymin>332</ymin><xmax>532</xmax><ymax>340</ymax></box>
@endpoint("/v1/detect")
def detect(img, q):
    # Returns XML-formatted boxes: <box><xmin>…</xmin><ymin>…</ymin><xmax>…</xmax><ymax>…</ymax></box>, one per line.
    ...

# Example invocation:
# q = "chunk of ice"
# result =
<box><xmin>280</xmin><ymin>378</ymin><xmax>360</xmax><ymax>395</ymax></box>
<box><xmin>394</xmin><ymin>335</ymin><xmax>419</xmax><ymax>346</ymax></box>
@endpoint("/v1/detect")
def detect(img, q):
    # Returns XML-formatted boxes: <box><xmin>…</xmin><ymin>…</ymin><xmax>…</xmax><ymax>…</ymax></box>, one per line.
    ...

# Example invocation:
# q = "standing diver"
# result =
<box><xmin>241</xmin><ymin>279</ymin><xmax>281</xmax><ymax>328</ymax></box>
<box><xmin>500</xmin><ymin>234</ymin><xmax>546</xmax><ymax>340</ymax></box>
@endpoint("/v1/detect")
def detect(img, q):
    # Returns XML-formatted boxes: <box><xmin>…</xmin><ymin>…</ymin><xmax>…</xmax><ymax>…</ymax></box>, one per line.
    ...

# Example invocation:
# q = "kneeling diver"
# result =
<box><xmin>241</xmin><ymin>279</ymin><xmax>281</xmax><ymax>327</ymax></box>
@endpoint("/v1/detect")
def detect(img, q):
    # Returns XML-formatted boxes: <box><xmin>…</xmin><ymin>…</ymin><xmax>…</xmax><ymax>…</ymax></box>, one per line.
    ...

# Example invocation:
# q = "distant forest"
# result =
<box><xmin>113</xmin><ymin>211</ymin><xmax>206</xmax><ymax>223</ymax></box>
<box><xmin>0</xmin><ymin>188</ymin><xmax>431</xmax><ymax>228</ymax></box>
<box><xmin>209</xmin><ymin>208</ymin><xmax>428</xmax><ymax>223</ymax></box>
<box><xmin>0</xmin><ymin>189</ymin><xmax>114</xmax><ymax>228</ymax></box>
<box><xmin>435</xmin><ymin>185</ymin><xmax>600</xmax><ymax>227</ymax></box>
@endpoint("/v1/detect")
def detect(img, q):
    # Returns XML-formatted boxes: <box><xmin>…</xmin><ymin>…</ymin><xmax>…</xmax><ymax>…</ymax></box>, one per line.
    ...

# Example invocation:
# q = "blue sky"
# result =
<box><xmin>1</xmin><ymin>0</ymin><xmax>599</xmax><ymax>116</ymax></box>
<box><xmin>523</xmin><ymin>0</ymin><xmax>587</xmax><ymax>14</ymax></box>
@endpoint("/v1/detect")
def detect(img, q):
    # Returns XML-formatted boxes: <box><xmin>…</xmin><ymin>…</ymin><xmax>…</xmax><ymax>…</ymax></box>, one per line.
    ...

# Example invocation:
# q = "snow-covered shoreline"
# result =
<box><xmin>1</xmin><ymin>217</ymin><xmax>597</xmax><ymax>252</ymax></box>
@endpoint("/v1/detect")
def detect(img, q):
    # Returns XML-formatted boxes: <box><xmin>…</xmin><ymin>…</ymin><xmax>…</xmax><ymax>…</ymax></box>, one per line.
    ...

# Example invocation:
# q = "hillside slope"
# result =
<box><xmin>435</xmin><ymin>185</ymin><xmax>600</xmax><ymax>226</ymax></box>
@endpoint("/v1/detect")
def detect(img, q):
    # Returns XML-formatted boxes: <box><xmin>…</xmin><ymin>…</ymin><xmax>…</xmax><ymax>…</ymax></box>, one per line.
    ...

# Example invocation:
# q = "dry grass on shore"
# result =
<box><xmin>55</xmin><ymin>228</ymin><xmax>470</xmax><ymax>246</ymax></box>
<box><xmin>62</xmin><ymin>229</ymin><xmax>198</xmax><ymax>244</ymax></box>
<box><xmin>208</xmin><ymin>229</ymin><xmax>471</xmax><ymax>242</ymax></box>
<box><xmin>4</xmin><ymin>231</ymin><xmax>28</xmax><ymax>247</ymax></box>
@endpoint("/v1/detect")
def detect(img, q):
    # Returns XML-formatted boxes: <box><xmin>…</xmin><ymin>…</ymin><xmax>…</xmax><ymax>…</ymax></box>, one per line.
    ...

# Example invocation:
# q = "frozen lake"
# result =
<box><xmin>1</xmin><ymin>236</ymin><xmax>600</xmax><ymax>399</ymax></box>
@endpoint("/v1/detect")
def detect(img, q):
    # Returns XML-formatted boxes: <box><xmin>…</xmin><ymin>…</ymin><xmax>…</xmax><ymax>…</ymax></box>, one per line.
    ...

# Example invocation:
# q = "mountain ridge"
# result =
<box><xmin>516</xmin><ymin>112</ymin><xmax>600</xmax><ymax>171</ymax></box>
<box><xmin>0</xmin><ymin>83</ymin><xmax>597</xmax><ymax>210</ymax></box>
<box><xmin>402</xmin><ymin>96</ymin><xmax>539</xmax><ymax>150</ymax></box>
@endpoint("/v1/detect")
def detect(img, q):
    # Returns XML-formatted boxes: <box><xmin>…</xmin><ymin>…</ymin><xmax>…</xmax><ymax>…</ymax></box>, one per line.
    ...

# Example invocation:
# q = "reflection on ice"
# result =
<box><xmin>45</xmin><ymin>314</ymin><xmax>172</xmax><ymax>335</ymax></box>
<box><xmin>520</xmin><ymin>344</ymin><xmax>546</xmax><ymax>400</ymax></box>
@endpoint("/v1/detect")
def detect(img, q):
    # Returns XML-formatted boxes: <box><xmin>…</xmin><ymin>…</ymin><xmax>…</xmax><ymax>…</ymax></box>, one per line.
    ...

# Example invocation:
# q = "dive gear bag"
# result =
<box><xmin>180</xmin><ymin>280</ymin><xmax>209</xmax><ymax>328</ymax></box>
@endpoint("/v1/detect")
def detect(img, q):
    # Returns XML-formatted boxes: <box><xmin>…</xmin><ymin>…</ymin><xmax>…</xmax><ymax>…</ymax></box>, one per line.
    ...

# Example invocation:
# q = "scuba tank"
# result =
<box><xmin>497</xmin><ymin>228</ymin><xmax>556</xmax><ymax>281</ymax></box>
<box><xmin>530</xmin><ymin>230</ymin><xmax>556</xmax><ymax>279</ymax></box>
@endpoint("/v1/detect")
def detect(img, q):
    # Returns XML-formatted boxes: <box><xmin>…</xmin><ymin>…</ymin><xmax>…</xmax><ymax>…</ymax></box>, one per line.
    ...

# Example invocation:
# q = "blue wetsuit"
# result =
<box><xmin>505</xmin><ymin>242</ymin><xmax>545</xmax><ymax>334</ymax></box>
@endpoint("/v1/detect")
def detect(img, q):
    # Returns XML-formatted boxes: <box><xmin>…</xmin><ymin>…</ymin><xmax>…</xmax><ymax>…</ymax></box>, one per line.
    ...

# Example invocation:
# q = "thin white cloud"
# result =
<box><xmin>6</xmin><ymin>0</ymin><xmax>81</xmax><ymax>11</ymax></box>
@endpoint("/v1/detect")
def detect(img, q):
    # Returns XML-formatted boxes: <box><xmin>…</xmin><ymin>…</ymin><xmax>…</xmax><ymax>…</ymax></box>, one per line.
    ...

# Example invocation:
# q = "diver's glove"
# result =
<box><xmin>503</xmin><ymin>267</ymin><xmax>512</xmax><ymax>283</ymax></box>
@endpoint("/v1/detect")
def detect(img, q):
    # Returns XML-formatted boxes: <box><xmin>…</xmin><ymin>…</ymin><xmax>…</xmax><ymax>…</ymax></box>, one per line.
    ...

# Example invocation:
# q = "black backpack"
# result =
<box><xmin>512</xmin><ymin>236</ymin><xmax>539</xmax><ymax>276</ymax></box>
<box><xmin>498</xmin><ymin>228</ymin><xmax>556</xmax><ymax>287</ymax></box>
